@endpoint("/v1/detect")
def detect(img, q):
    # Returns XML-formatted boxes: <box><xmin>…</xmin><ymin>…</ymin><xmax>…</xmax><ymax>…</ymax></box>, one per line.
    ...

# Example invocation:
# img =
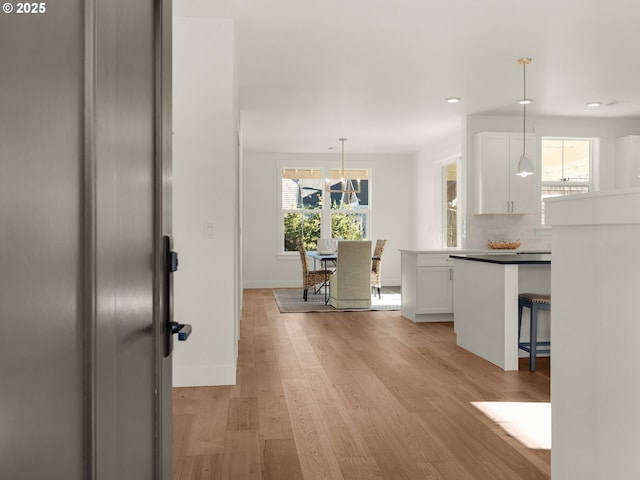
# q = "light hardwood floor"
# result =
<box><xmin>172</xmin><ymin>288</ymin><xmax>550</xmax><ymax>479</ymax></box>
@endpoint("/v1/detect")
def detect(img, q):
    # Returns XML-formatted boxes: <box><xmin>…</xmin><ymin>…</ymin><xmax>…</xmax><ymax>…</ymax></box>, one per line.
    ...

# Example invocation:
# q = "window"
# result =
<box><xmin>540</xmin><ymin>138</ymin><xmax>592</xmax><ymax>225</ymax></box>
<box><xmin>443</xmin><ymin>162</ymin><xmax>457</xmax><ymax>247</ymax></box>
<box><xmin>281</xmin><ymin>167</ymin><xmax>370</xmax><ymax>252</ymax></box>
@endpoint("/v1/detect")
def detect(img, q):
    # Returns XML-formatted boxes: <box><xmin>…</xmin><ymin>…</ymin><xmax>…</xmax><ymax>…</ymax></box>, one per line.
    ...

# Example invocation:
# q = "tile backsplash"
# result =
<box><xmin>464</xmin><ymin>214</ymin><xmax>552</xmax><ymax>250</ymax></box>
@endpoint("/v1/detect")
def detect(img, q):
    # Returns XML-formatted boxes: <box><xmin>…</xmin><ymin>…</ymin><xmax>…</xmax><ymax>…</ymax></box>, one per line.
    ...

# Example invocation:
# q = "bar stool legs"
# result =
<box><xmin>518</xmin><ymin>293</ymin><xmax>551</xmax><ymax>371</ymax></box>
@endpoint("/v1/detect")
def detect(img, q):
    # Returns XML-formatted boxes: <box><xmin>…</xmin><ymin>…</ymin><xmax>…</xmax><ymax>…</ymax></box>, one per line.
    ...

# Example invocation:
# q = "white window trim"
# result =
<box><xmin>277</xmin><ymin>161</ymin><xmax>372</xmax><ymax>255</ymax></box>
<box><xmin>539</xmin><ymin>136</ymin><xmax>597</xmax><ymax>227</ymax></box>
<box><xmin>441</xmin><ymin>159</ymin><xmax>460</xmax><ymax>248</ymax></box>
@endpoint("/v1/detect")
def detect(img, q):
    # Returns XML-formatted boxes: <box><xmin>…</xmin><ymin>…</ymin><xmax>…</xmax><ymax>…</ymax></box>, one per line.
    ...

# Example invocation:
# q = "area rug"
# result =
<box><xmin>273</xmin><ymin>287</ymin><xmax>401</xmax><ymax>313</ymax></box>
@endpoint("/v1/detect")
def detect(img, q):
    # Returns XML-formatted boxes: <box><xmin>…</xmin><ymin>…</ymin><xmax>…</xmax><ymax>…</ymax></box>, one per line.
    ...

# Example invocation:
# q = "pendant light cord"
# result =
<box><xmin>522</xmin><ymin>61</ymin><xmax>526</xmax><ymax>157</ymax></box>
<box><xmin>341</xmin><ymin>138</ymin><xmax>345</xmax><ymax>177</ymax></box>
<box><xmin>339</xmin><ymin>137</ymin><xmax>347</xmax><ymax>180</ymax></box>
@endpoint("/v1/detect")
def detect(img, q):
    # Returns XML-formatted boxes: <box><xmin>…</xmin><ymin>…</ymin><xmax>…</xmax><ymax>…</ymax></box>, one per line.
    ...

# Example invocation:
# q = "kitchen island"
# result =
<box><xmin>400</xmin><ymin>249</ymin><xmax>524</xmax><ymax>322</ymax></box>
<box><xmin>450</xmin><ymin>253</ymin><xmax>551</xmax><ymax>370</ymax></box>
<box><xmin>399</xmin><ymin>249</ymin><xmax>549</xmax><ymax>322</ymax></box>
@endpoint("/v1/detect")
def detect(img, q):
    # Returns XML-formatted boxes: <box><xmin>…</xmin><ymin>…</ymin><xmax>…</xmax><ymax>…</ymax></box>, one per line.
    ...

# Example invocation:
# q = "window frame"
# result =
<box><xmin>278</xmin><ymin>163</ymin><xmax>371</xmax><ymax>254</ymax></box>
<box><xmin>539</xmin><ymin>136</ymin><xmax>595</xmax><ymax>226</ymax></box>
<box><xmin>441</xmin><ymin>159</ymin><xmax>459</xmax><ymax>248</ymax></box>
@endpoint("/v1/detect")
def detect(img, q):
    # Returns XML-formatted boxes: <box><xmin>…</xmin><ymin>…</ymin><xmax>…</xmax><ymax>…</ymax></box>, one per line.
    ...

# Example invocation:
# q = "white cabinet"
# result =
<box><xmin>416</xmin><ymin>266</ymin><xmax>453</xmax><ymax>314</ymax></box>
<box><xmin>615</xmin><ymin>135</ymin><xmax>640</xmax><ymax>189</ymax></box>
<box><xmin>473</xmin><ymin>132</ymin><xmax>538</xmax><ymax>214</ymax></box>
<box><xmin>401</xmin><ymin>252</ymin><xmax>453</xmax><ymax>322</ymax></box>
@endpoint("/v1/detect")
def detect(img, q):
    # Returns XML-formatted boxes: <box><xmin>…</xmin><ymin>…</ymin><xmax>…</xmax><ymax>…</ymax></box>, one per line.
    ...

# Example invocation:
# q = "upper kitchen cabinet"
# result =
<box><xmin>615</xmin><ymin>135</ymin><xmax>640</xmax><ymax>189</ymax></box>
<box><xmin>473</xmin><ymin>132</ymin><xmax>538</xmax><ymax>214</ymax></box>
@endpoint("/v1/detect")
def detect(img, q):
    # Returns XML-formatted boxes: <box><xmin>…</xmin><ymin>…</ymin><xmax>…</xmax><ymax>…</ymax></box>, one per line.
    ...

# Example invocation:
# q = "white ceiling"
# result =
<box><xmin>227</xmin><ymin>0</ymin><xmax>640</xmax><ymax>154</ymax></box>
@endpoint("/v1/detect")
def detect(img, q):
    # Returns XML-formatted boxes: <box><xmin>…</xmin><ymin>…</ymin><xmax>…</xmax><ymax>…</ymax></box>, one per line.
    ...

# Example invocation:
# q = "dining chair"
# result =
<box><xmin>329</xmin><ymin>240</ymin><xmax>372</xmax><ymax>309</ymax></box>
<box><xmin>371</xmin><ymin>239</ymin><xmax>387</xmax><ymax>299</ymax></box>
<box><xmin>296</xmin><ymin>239</ymin><xmax>333</xmax><ymax>301</ymax></box>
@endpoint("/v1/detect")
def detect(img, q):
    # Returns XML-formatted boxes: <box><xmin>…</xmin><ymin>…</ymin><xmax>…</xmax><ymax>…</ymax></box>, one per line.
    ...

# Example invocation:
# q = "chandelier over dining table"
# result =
<box><xmin>325</xmin><ymin>137</ymin><xmax>362</xmax><ymax>194</ymax></box>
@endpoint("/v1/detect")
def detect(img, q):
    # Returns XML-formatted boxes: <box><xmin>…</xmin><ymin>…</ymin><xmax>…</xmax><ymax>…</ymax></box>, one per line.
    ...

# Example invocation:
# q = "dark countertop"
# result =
<box><xmin>449</xmin><ymin>253</ymin><xmax>551</xmax><ymax>265</ymax></box>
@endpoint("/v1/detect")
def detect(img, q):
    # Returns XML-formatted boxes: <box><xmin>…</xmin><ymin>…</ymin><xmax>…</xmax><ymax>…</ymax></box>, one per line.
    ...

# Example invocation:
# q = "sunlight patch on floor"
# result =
<box><xmin>371</xmin><ymin>292</ymin><xmax>401</xmax><ymax>307</ymax></box>
<box><xmin>471</xmin><ymin>401</ymin><xmax>551</xmax><ymax>450</ymax></box>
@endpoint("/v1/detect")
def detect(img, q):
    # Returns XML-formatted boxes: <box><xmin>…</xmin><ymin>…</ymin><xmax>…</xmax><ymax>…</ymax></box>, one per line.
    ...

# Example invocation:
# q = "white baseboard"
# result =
<box><xmin>173</xmin><ymin>364</ymin><xmax>237</xmax><ymax>387</ymax></box>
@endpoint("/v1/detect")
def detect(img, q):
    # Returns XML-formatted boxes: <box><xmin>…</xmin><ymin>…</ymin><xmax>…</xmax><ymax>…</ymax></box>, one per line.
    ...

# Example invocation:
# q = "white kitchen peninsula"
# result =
<box><xmin>399</xmin><ymin>249</ymin><xmax>539</xmax><ymax>322</ymax></box>
<box><xmin>450</xmin><ymin>253</ymin><xmax>551</xmax><ymax>371</ymax></box>
<box><xmin>546</xmin><ymin>188</ymin><xmax>640</xmax><ymax>480</ymax></box>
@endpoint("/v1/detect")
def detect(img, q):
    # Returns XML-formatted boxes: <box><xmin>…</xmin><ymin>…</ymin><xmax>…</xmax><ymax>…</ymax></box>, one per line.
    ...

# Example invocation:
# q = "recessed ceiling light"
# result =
<box><xmin>586</xmin><ymin>102</ymin><xmax>602</xmax><ymax>107</ymax></box>
<box><xmin>446</xmin><ymin>97</ymin><xmax>461</xmax><ymax>103</ymax></box>
<box><xmin>518</xmin><ymin>99</ymin><xmax>533</xmax><ymax>105</ymax></box>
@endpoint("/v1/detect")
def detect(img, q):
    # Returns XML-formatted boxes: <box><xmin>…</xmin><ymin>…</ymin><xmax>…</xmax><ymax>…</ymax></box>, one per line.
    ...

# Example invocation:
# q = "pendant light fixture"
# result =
<box><xmin>516</xmin><ymin>57</ymin><xmax>534</xmax><ymax>177</ymax></box>
<box><xmin>325</xmin><ymin>137</ymin><xmax>361</xmax><ymax>194</ymax></box>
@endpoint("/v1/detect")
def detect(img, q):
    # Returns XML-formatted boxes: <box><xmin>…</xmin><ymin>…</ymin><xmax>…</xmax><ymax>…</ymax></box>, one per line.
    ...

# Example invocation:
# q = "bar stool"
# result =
<box><xmin>518</xmin><ymin>293</ymin><xmax>551</xmax><ymax>371</ymax></box>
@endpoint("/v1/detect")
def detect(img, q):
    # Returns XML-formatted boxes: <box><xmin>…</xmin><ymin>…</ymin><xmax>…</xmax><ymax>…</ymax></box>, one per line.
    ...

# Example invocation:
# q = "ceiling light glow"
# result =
<box><xmin>586</xmin><ymin>102</ymin><xmax>602</xmax><ymax>107</ymax></box>
<box><xmin>446</xmin><ymin>97</ymin><xmax>461</xmax><ymax>103</ymax></box>
<box><xmin>518</xmin><ymin>99</ymin><xmax>533</xmax><ymax>105</ymax></box>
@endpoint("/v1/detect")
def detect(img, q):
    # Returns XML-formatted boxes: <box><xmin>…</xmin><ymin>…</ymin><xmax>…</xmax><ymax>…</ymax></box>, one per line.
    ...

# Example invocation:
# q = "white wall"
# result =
<box><xmin>462</xmin><ymin>114</ymin><xmax>640</xmax><ymax>248</ymax></box>
<box><xmin>465</xmin><ymin>114</ymin><xmax>640</xmax><ymax>209</ymax></box>
<box><xmin>412</xmin><ymin>136</ymin><xmax>461</xmax><ymax>249</ymax></box>
<box><xmin>242</xmin><ymin>151</ymin><xmax>413</xmax><ymax>288</ymax></box>
<box><xmin>407</xmin><ymin>114</ymin><xmax>640</xmax><ymax>252</ymax></box>
<box><xmin>173</xmin><ymin>14</ymin><xmax>239</xmax><ymax>386</ymax></box>
<box><xmin>465</xmin><ymin>214</ymin><xmax>551</xmax><ymax>250</ymax></box>
<box><xmin>546</xmin><ymin>189</ymin><xmax>640</xmax><ymax>479</ymax></box>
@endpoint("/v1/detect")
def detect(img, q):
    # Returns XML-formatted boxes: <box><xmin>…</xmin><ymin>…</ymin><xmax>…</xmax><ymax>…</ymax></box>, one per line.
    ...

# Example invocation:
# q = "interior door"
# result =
<box><xmin>0</xmin><ymin>1</ymin><xmax>174</xmax><ymax>478</ymax></box>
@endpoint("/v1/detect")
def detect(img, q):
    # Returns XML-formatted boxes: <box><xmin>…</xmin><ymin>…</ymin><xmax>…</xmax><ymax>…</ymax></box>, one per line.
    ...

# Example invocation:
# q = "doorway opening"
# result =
<box><xmin>443</xmin><ymin>162</ymin><xmax>458</xmax><ymax>248</ymax></box>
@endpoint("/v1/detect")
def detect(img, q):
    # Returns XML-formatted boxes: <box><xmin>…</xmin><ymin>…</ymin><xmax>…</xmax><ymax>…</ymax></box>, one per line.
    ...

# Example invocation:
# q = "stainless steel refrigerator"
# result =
<box><xmin>0</xmin><ymin>1</ymin><xmax>180</xmax><ymax>478</ymax></box>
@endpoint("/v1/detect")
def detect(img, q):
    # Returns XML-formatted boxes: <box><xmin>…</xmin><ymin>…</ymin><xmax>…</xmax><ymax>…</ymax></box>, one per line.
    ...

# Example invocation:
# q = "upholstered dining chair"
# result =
<box><xmin>371</xmin><ymin>239</ymin><xmax>387</xmax><ymax>299</ymax></box>
<box><xmin>296</xmin><ymin>239</ymin><xmax>333</xmax><ymax>301</ymax></box>
<box><xmin>329</xmin><ymin>240</ymin><xmax>372</xmax><ymax>309</ymax></box>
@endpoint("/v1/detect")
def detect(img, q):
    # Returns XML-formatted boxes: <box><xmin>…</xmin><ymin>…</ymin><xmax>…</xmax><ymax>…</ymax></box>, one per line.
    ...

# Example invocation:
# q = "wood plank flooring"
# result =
<box><xmin>173</xmin><ymin>288</ymin><xmax>551</xmax><ymax>479</ymax></box>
